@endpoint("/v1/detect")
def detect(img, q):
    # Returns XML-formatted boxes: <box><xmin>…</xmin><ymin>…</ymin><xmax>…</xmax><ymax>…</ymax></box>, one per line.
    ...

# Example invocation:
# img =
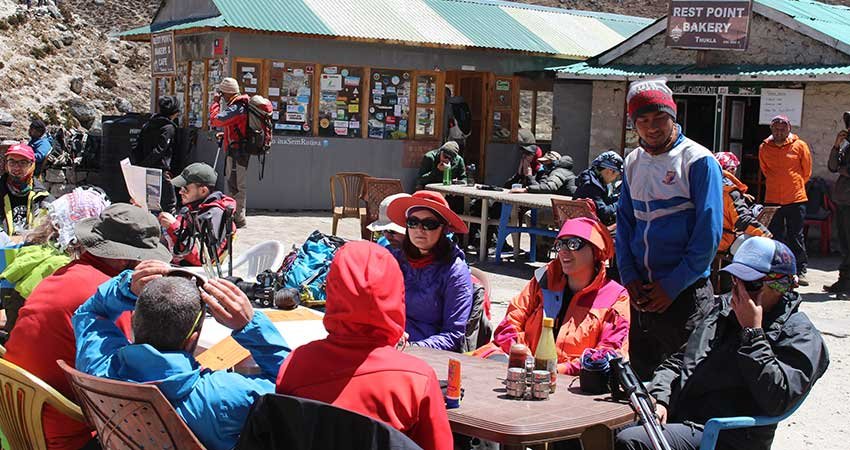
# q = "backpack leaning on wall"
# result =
<box><xmin>236</xmin><ymin>95</ymin><xmax>274</xmax><ymax>180</ymax></box>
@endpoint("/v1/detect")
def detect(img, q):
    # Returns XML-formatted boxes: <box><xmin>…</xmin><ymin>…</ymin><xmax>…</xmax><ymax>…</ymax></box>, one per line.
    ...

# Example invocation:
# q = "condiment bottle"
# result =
<box><xmin>534</xmin><ymin>317</ymin><xmax>558</xmax><ymax>393</ymax></box>
<box><xmin>508</xmin><ymin>343</ymin><xmax>528</xmax><ymax>369</ymax></box>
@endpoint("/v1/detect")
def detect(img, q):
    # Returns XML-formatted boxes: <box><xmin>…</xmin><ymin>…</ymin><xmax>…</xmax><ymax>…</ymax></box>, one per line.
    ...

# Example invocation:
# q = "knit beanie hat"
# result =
<box><xmin>627</xmin><ymin>78</ymin><xmax>677</xmax><ymax>121</ymax></box>
<box><xmin>219</xmin><ymin>77</ymin><xmax>240</xmax><ymax>94</ymax></box>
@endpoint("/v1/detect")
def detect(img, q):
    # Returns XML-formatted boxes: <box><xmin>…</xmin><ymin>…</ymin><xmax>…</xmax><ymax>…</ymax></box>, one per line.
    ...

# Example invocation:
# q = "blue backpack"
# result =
<box><xmin>282</xmin><ymin>230</ymin><xmax>346</xmax><ymax>307</ymax></box>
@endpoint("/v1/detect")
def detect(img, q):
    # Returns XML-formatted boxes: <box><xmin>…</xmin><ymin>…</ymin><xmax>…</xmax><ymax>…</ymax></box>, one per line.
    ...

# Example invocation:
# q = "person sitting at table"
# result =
<box><xmin>473</xmin><ymin>217</ymin><xmax>630</xmax><ymax>375</ymax></box>
<box><xmin>368</xmin><ymin>193</ymin><xmax>411</xmax><ymax>250</ymax></box>
<box><xmin>504</xmin><ymin>129</ymin><xmax>543</xmax><ymax>188</ymax></box>
<box><xmin>73</xmin><ymin>260</ymin><xmax>291</xmax><ymax>450</ymax></box>
<box><xmin>574</xmin><ymin>151</ymin><xmax>624</xmax><ymax>226</ymax></box>
<box><xmin>522</xmin><ymin>151</ymin><xmax>577</xmax><ymax>197</ymax></box>
<box><xmin>276</xmin><ymin>241</ymin><xmax>453</xmax><ymax>450</ymax></box>
<box><xmin>416</xmin><ymin>140</ymin><xmax>466</xmax><ymax>190</ymax></box>
<box><xmin>615</xmin><ymin>237</ymin><xmax>829</xmax><ymax>450</ymax></box>
<box><xmin>3</xmin><ymin>203</ymin><xmax>171</xmax><ymax>450</ymax></box>
<box><xmin>386</xmin><ymin>191</ymin><xmax>473</xmax><ymax>351</ymax></box>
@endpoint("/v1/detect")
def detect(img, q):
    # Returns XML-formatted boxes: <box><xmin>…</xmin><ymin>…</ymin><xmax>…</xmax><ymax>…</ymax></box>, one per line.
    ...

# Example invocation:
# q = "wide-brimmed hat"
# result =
<box><xmin>556</xmin><ymin>216</ymin><xmax>614</xmax><ymax>261</ymax></box>
<box><xmin>721</xmin><ymin>236</ymin><xmax>796</xmax><ymax>281</ymax></box>
<box><xmin>75</xmin><ymin>203</ymin><xmax>172</xmax><ymax>262</ymax></box>
<box><xmin>387</xmin><ymin>191</ymin><xmax>468</xmax><ymax>234</ymax></box>
<box><xmin>367</xmin><ymin>193</ymin><xmax>410</xmax><ymax>234</ymax></box>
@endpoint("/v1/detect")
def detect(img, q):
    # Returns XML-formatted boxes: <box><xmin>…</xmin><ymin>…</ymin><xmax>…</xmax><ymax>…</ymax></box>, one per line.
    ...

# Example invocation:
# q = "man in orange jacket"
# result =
<box><xmin>758</xmin><ymin>114</ymin><xmax>812</xmax><ymax>285</ymax></box>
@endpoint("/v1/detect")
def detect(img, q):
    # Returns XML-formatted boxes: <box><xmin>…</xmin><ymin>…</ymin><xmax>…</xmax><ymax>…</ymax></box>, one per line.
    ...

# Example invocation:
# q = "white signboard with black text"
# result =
<box><xmin>759</xmin><ymin>89</ymin><xmax>804</xmax><ymax>126</ymax></box>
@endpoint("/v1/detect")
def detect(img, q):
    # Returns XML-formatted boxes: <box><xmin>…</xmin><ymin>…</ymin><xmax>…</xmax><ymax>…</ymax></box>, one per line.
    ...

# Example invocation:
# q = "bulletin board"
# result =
<box><xmin>235</xmin><ymin>59</ymin><xmax>263</xmax><ymax>96</ymax></box>
<box><xmin>317</xmin><ymin>65</ymin><xmax>363</xmax><ymax>138</ymax></box>
<box><xmin>413</xmin><ymin>71</ymin><xmax>444</xmax><ymax>140</ymax></box>
<box><xmin>491</xmin><ymin>76</ymin><xmax>517</xmax><ymax>142</ymax></box>
<box><xmin>187</xmin><ymin>61</ymin><xmax>205</xmax><ymax>128</ymax></box>
<box><xmin>267</xmin><ymin>61</ymin><xmax>315</xmax><ymax>136</ymax></box>
<box><xmin>154</xmin><ymin>77</ymin><xmax>173</xmax><ymax>113</ymax></box>
<box><xmin>205</xmin><ymin>58</ymin><xmax>226</xmax><ymax>127</ymax></box>
<box><xmin>174</xmin><ymin>61</ymin><xmax>189</xmax><ymax>119</ymax></box>
<box><xmin>367</xmin><ymin>69</ymin><xmax>411</xmax><ymax>140</ymax></box>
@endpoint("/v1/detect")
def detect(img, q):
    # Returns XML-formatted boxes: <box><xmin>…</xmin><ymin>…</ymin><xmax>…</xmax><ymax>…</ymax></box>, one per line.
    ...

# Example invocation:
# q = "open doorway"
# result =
<box><xmin>447</xmin><ymin>71</ymin><xmax>487</xmax><ymax>177</ymax></box>
<box><xmin>675</xmin><ymin>95</ymin><xmax>717</xmax><ymax>150</ymax></box>
<box><xmin>724</xmin><ymin>96</ymin><xmax>770</xmax><ymax>200</ymax></box>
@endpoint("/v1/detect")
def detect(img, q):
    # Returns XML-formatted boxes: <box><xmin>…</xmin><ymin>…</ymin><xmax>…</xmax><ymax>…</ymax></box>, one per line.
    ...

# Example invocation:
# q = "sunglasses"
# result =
<box><xmin>382</xmin><ymin>230</ymin><xmax>400</xmax><ymax>236</ymax></box>
<box><xmin>554</xmin><ymin>237</ymin><xmax>587</xmax><ymax>252</ymax></box>
<box><xmin>167</xmin><ymin>269</ymin><xmax>208</xmax><ymax>341</ymax></box>
<box><xmin>406</xmin><ymin>216</ymin><xmax>443</xmax><ymax>231</ymax></box>
<box><xmin>740</xmin><ymin>279</ymin><xmax>765</xmax><ymax>293</ymax></box>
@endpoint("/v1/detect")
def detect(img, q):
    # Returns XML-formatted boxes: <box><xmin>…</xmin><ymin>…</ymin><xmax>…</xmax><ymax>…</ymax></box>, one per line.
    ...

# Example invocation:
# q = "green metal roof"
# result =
<box><xmin>549</xmin><ymin>61</ymin><xmax>850</xmax><ymax>80</ymax></box>
<box><xmin>119</xmin><ymin>0</ymin><xmax>652</xmax><ymax>59</ymax></box>
<box><xmin>757</xmin><ymin>0</ymin><xmax>850</xmax><ymax>48</ymax></box>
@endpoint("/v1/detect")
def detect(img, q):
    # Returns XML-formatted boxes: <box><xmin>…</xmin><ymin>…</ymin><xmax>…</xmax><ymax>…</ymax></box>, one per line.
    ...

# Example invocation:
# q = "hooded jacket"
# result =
<box><xmin>210</xmin><ymin>94</ymin><xmax>250</xmax><ymax>153</ymax></box>
<box><xmin>574</xmin><ymin>168</ymin><xmax>620</xmax><ymax>226</ymax></box>
<box><xmin>719</xmin><ymin>171</ymin><xmax>769</xmax><ymax>253</ymax></box>
<box><xmin>616</xmin><ymin>129</ymin><xmax>723</xmax><ymax>299</ymax></box>
<box><xmin>649</xmin><ymin>291</ymin><xmax>829</xmax><ymax>450</ymax></box>
<box><xmin>4</xmin><ymin>254</ymin><xmax>132</xmax><ymax>450</ymax></box>
<box><xmin>417</xmin><ymin>148</ymin><xmax>467</xmax><ymax>188</ymax></box>
<box><xmin>0</xmin><ymin>244</ymin><xmax>70</xmax><ymax>298</ymax></box>
<box><xmin>473</xmin><ymin>248</ymin><xmax>630</xmax><ymax>375</ymax></box>
<box><xmin>73</xmin><ymin>270</ymin><xmax>291</xmax><ymax>450</ymax></box>
<box><xmin>29</xmin><ymin>134</ymin><xmax>53</xmax><ymax>175</ymax></box>
<box><xmin>391</xmin><ymin>243</ymin><xmax>473</xmax><ymax>351</ymax></box>
<box><xmin>164</xmin><ymin>191</ymin><xmax>238</xmax><ymax>266</ymax></box>
<box><xmin>276</xmin><ymin>242</ymin><xmax>453</xmax><ymax>450</ymax></box>
<box><xmin>0</xmin><ymin>174</ymin><xmax>52</xmax><ymax>235</ymax></box>
<box><xmin>758</xmin><ymin>133</ymin><xmax>811</xmax><ymax>205</ymax></box>
<box><xmin>528</xmin><ymin>155</ymin><xmax>578</xmax><ymax>196</ymax></box>
<box><xmin>133</xmin><ymin>114</ymin><xmax>177</xmax><ymax>170</ymax></box>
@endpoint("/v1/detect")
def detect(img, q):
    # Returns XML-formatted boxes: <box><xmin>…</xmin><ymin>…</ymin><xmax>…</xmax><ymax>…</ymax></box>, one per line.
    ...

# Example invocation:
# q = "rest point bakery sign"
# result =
<box><xmin>666</xmin><ymin>0</ymin><xmax>753</xmax><ymax>50</ymax></box>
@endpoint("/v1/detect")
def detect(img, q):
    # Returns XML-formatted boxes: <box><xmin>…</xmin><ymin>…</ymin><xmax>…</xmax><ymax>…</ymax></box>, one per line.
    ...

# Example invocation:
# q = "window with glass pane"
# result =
<box><xmin>318</xmin><ymin>65</ymin><xmax>363</xmax><ymax>138</ymax></box>
<box><xmin>414</xmin><ymin>74</ymin><xmax>439</xmax><ymax>138</ymax></box>
<box><xmin>368</xmin><ymin>69</ymin><xmax>411</xmax><ymax>140</ymax></box>
<box><xmin>268</xmin><ymin>61</ymin><xmax>314</xmax><ymax>136</ymax></box>
<box><xmin>519</xmin><ymin>90</ymin><xmax>533</xmax><ymax>132</ymax></box>
<box><xmin>535</xmin><ymin>91</ymin><xmax>553</xmax><ymax>141</ymax></box>
<box><xmin>174</xmin><ymin>62</ymin><xmax>188</xmax><ymax>120</ymax></box>
<box><xmin>187</xmin><ymin>61</ymin><xmax>205</xmax><ymax>128</ymax></box>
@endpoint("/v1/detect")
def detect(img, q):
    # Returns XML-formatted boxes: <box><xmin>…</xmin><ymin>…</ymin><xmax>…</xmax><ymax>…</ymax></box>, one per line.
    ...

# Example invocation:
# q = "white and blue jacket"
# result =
<box><xmin>73</xmin><ymin>271</ymin><xmax>291</xmax><ymax>450</ymax></box>
<box><xmin>615</xmin><ymin>129</ymin><xmax>723</xmax><ymax>299</ymax></box>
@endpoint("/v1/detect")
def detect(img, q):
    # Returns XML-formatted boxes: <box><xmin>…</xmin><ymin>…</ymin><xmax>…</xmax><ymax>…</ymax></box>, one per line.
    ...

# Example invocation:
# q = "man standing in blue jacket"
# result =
<box><xmin>73</xmin><ymin>260</ymin><xmax>291</xmax><ymax>450</ymax></box>
<box><xmin>616</xmin><ymin>79</ymin><xmax>723</xmax><ymax>380</ymax></box>
<box><xmin>28</xmin><ymin>119</ymin><xmax>53</xmax><ymax>176</ymax></box>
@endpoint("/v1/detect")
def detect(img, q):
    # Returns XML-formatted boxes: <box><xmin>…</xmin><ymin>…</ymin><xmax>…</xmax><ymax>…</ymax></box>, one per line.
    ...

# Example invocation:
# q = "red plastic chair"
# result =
<box><xmin>804</xmin><ymin>187</ymin><xmax>836</xmax><ymax>256</ymax></box>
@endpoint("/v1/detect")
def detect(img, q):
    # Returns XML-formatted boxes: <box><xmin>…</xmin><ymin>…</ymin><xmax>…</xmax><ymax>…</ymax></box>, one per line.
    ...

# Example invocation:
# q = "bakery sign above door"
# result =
<box><xmin>151</xmin><ymin>32</ymin><xmax>176</xmax><ymax>76</ymax></box>
<box><xmin>666</xmin><ymin>0</ymin><xmax>752</xmax><ymax>50</ymax></box>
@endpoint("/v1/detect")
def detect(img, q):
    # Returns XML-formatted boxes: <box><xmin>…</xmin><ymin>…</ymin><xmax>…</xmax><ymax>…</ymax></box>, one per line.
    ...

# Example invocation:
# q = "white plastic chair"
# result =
<box><xmin>230</xmin><ymin>240</ymin><xmax>287</xmax><ymax>281</ymax></box>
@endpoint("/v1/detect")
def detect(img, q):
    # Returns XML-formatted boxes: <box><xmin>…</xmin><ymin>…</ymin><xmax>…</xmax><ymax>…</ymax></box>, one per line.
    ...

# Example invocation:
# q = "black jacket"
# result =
<box><xmin>574</xmin><ymin>168</ymin><xmax>620</xmax><ymax>226</ymax></box>
<box><xmin>133</xmin><ymin>115</ymin><xmax>177</xmax><ymax>170</ymax></box>
<box><xmin>527</xmin><ymin>155</ymin><xmax>577</xmax><ymax>196</ymax></box>
<box><xmin>235</xmin><ymin>394</ymin><xmax>423</xmax><ymax>450</ymax></box>
<box><xmin>649</xmin><ymin>292</ymin><xmax>829</xmax><ymax>450</ymax></box>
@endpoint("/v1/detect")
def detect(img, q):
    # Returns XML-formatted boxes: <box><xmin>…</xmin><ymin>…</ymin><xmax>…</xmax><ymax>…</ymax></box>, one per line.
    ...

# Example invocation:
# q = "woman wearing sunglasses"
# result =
<box><xmin>473</xmin><ymin>217</ymin><xmax>630</xmax><ymax>375</ymax></box>
<box><xmin>386</xmin><ymin>191</ymin><xmax>473</xmax><ymax>352</ymax></box>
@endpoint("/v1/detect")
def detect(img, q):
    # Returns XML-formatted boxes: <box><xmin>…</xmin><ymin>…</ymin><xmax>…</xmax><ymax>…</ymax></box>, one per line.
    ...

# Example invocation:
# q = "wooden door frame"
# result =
<box><xmin>448</xmin><ymin>70</ymin><xmax>489</xmax><ymax>181</ymax></box>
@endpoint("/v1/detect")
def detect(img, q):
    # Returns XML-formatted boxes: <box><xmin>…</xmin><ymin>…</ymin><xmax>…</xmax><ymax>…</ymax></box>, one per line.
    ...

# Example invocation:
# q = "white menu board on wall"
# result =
<box><xmin>759</xmin><ymin>89</ymin><xmax>804</xmax><ymax>126</ymax></box>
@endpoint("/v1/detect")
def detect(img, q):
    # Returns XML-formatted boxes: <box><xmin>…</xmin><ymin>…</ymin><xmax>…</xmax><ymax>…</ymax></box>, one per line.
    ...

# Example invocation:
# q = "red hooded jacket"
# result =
<box><xmin>4</xmin><ymin>254</ymin><xmax>132</xmax><ymax>450</ymax></box>
<box><xmin>163</xmin><ymin>191</ymin><xmax>237</xmax><ymax>266</ymax></box>
<box><xmin>209</xmin><ymin>94</ymin><xmax>250</xmax><ymax>153</ymax></box>
<box><xmin>276</xmin><ymin>242</ymin><xmax>453</xmax><ymax>450</ymax></box>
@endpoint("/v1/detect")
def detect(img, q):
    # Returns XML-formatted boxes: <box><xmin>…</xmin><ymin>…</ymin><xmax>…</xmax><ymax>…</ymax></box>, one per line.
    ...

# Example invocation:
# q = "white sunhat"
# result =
<box><xmin>367</xmin><ymin>193</ymin><xmax>411</xmax><ymax>234</ymax></box>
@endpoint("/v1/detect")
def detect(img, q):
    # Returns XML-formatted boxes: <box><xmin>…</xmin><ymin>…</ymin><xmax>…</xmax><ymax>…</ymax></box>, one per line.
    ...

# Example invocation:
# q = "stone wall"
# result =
<box><xmin>588</xmin><ymin>80</ymin><xmax>628</xmax><ymax>162</ymax></box>
<box><xmin>799</xmin><ymin>83</ymin><xmax>850</xmax><ymax>181</ymax></box>
<box><xmin>615</xmin><ymin>14</ymin><xmax>850</xmax><ymax>66</ymax></box>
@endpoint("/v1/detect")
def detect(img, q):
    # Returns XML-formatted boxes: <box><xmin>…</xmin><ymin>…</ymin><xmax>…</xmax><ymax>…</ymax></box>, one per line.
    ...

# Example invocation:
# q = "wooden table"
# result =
<box><xmin>425</xmin><ymin>183</ymin><xmax>572</xmax><ymax>263</ymax></box>
<box><xmin>408</xmin><ymin>347</ymin><xmax>634</xmax><ymax>450</ymax></box>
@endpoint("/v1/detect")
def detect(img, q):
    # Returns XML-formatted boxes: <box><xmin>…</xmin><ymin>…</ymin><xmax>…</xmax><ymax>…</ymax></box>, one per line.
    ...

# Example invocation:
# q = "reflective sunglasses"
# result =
<box><xmin>406</xmin><ymin>216</ymin><xmax>443</xmax><ymax>231</ymax></box>
<box><xmin>554</xmin><ymin>237</ymin><xmax>587</xmax><ymax>252</ymax></box>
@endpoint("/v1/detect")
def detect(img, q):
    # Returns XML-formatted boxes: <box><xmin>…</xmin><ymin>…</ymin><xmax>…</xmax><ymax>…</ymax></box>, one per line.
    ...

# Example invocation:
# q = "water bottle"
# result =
<box><xmin>466</xmin><ymin>163</ymin><xmax>477</xmax><ymax>185</ymax></box>
<box><xmin>443</xmin><ymin>163</ymin><xmax>451</xmax><ymax>185</ymax></box>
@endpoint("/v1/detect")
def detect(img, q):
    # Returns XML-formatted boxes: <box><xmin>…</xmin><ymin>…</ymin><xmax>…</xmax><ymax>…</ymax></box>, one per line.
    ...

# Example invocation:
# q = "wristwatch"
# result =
<box><xmin>741</xmin><ymin>327</ymin><xmax>765</xmax><ymax>344</ymax></box>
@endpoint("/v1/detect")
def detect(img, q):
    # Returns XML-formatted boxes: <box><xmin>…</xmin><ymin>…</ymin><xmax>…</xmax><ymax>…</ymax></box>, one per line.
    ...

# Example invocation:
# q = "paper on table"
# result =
<box><xmin>196</xmin><ymin>337</ymin><xmax>250</xmax><ymax>371</ymax></box>
<box><xmin>120</xmin><ymin>158</ymin><xmax>162</xmax><ymax>211</ymax></box>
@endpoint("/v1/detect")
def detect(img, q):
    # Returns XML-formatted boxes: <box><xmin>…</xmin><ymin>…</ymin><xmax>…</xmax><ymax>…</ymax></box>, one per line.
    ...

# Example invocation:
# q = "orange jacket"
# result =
<box><xmin>759</xmin><ymin>134</ymin><xmax>811</xmax><ymax>205</ymax></box>
<box><xmin>473</xmin><ymin>260</ymin><xmax>630</xmax><ymax>375</ymax></box>
<box><xmin>719</xmin><ymin>171</ymin><xmax>769</xmax><ymax>253</ymax></box>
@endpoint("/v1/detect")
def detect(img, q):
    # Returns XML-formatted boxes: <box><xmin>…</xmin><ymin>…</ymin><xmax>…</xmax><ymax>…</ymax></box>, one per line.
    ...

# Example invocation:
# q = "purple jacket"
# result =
<box><xmin>392</xmin><ymin>245</ymin><xmax>473</xmax><ymax>351</ymax></box>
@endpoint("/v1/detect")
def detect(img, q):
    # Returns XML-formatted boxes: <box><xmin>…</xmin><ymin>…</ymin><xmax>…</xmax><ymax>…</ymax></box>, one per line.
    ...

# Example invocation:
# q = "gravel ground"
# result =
<box><xmin>238</xmin><ymin>211</ymin><xmax>849</xmax><ymax>450</ymax></box>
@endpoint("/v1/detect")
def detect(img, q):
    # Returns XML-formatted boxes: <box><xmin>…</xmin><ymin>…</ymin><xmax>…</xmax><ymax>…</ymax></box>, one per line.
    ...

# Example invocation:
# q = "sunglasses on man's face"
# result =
<box><xmin>735</xmin><ymin>277</ymin><xmax>765</xmax><ymax>293</ymax></box>
<box><xmin>406</xmin><ymin>216</ymin><xmax>443</xmax><ymax>231</ymax></box>
<box><xmin>554</xmin><ymin>237</ymin><xmax>587</xmax><ymax>252</ymax></box>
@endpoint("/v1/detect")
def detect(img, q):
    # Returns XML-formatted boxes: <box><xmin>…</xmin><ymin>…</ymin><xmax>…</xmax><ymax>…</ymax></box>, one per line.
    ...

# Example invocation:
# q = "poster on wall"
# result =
<box><xmin>206</xmin><ymin>58</ymin><xmax>226</xmax><ymax>128</ymax></box>
<box><xmin>187</xmin><ymin>61</ymin><xmax>205</xmax><ymax>128</ymax></box>
<box><xmin>267</xmin><ymin>61</ymin><xmax>314</xmax><ymax>136</ymax></box>
<box><xmin>666</xmin><ymin>0</ymin><xmax>752</xmax><ymax>50</ymax></box>
<box><xmin>236</xmin><ymin>62</ymin><xmax>261</xmax><ymax>95</ymax></box>
<box><xmin>758</xmin><ymin>88</ymin><xmax>804</xmax><ymax>126</ymax></box>
<box><xmin>318</xmin><ymin>66</ymin><xmax>362</xmax><ymax>138</ymax></box>
<box><xmin>368</xmin><ymin>69</ymin><xmax>411</xmax><ymax>140</ymax></box>
<box><xmin>151</xmin><ymin>32</ymin><xmax>176</xmax><ymax>76</ymax></box>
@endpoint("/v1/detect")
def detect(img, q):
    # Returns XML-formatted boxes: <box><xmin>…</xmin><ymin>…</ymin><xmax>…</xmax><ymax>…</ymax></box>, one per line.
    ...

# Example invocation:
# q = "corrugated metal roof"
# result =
<box><xmin>757</xmin><ymin>0</ymin><xmax>850</xmax><ymax>48</ymax></box>
<box><xmin>119</xmin><ymin>0</ymin><xmax>652</xmax><ymax>59</ymax></box>
<box><xmin>550</xmin><ymin>61</ymin><xmax>850</xmax><ymax>80</ymax></box>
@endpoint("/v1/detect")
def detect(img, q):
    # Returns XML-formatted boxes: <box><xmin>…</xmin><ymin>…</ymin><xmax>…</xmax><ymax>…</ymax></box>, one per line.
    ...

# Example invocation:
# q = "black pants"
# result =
<box><xmin>767</xmin><ymin>202</ymin><xmax>807</xmax><ymax>274</ymax></box>
<box><xmin>616</xmin><ymin>423</ymin><xmax>705</xmax><ymax>450</ymax></box>
<box><xmin>629</xmin><ymin>278</ymin><xmax>713</xmax><ymax>381</ymax></box>
<box><xmin>837</xmin><ymin>205</ymin><xmax>850</xmax><ymax>280</ymax></box>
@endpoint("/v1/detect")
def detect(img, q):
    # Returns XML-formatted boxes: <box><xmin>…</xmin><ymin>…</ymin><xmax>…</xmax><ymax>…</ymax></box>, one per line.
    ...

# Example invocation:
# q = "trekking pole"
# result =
<box><xmin>610</xmin><ymin>358</ymin><xmax>672</xmax><ymax>450</ymax></box>
<box><xmin>212</xmin><ymin>133</ymin><xmax>224</xmax><ymax>171</ymax></box>
<box><xmin>225</xmin><ymin>206</ymin><xmax>235</xmax><ymax>277</ymax></box>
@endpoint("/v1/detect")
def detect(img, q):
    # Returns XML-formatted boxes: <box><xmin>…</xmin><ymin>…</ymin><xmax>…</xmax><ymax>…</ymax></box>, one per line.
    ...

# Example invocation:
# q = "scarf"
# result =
<box><xmin>408</xmin><ymin>253</ymin><xmax>435</xmax><ymax>269</ymax></box>
<box><xmin>764</xmin><ymin>272</ymin><xmax>797</xmax><ymax>295</ymax></box>
<box><xmin>6</xmin><ymin>173</ymin><xmax>33</xmax><ymax>196</ymax></box>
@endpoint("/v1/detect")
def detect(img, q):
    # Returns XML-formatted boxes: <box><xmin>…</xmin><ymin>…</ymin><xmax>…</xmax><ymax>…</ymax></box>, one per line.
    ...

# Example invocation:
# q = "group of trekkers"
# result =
<box><xmin>0</xmin><ymin>76</ymin><xmax>837</xmax><ymax>450</ymax></box>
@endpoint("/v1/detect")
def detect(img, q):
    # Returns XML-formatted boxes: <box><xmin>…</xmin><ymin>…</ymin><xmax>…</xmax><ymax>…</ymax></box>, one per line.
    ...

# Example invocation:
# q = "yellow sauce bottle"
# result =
<box><xmin>534</xmin><ymin>317</ymin><xmax>558</xmax><ymax>393</ymax></box>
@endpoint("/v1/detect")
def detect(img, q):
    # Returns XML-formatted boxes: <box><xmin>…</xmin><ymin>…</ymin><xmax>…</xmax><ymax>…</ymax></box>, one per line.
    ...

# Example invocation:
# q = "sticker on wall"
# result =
<box><xmin>341</xmin><ymin>69</ymin><xmax>349</xmax><ymax>77</ymax></box>
<box><xmin>391</xmin><ymin>76</ymin><xmax>400</xmax><ymax>85</ymax></box>
<box><xmin>403</xmin><ymin>72</ymin><xmax>410</xmax><ymax>80</ymax></box>
<box><xmin>324</xmin><ymin>66</ymin><xmax>338</xmax><ymax>74</ymax></box>
<box><xmin>345</xmin><ymin>76</ymin><xmax>360</xmax><ymax>87</ymax></box>
<box><xmin>302</xmin><ymin>123</ymin><xmax>310</xmax><ymax>131</ymax></box>
<box><xmin>320</xmin><ymin>118</ymin><xmax>330</xmax><ymax>128</ymax></box>
<box><xmin>373</xmin><ymin>72</ymin><xmax>381</xmax><ymax>81</ymax></box>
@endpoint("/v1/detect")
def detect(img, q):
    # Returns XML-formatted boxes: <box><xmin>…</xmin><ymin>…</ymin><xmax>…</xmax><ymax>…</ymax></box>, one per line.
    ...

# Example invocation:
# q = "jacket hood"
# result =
<box><xmin>187</xmin><ymin>191</ymin><xmax>237</xmax><ymax>212</ymax></box>
<box><xmin>323</xmin><ymin>241</ymin><xmax>406</xmax><ymax>347</ymax></box>
<box><xmin>112</xmin><ymin>344</ymin><xmax>201</xmax><ymax>400</ymax></box>
<box><xmin>554</xmin><ymin>155</ymin><xmax>574</xmax><ymax>170</ymax></box>
<box><xmin>578</xmin><ymin>168</ymin><xmax>604</xmax><ymax>190</ymax></box>
<box><xmin>722</xmin><ymin>171</ymin><xmax>748</xmax><ymax>193</ymax></box>
<box><xmin>762</xmin><ymin>133</ymin><xmax>799</xmax><ymax>147</ymax></box>
<box><xmin>229</xmin><ymin>94</ymin><xmax>251</xmax><ymax>105</ymax></box>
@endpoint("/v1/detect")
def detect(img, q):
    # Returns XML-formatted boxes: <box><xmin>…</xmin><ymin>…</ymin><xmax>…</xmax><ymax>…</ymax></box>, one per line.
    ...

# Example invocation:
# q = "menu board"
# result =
<box><xmin>267</xmin><ymin>61</ymin><xmax>314</xmax><ymax>136</ymax></box>
<box><xmin>187</xmin><ymin>61</ymin><xmax>205</xmax><ymax>128</ymax></box>
<box><xmin>414</xmin><ymin>74</ymin><xmax>438</xmax><ymax>138</ymax></box>
<box><xmin>318</xmin><ymin>65</ymin><xmax>363</xmax><ymax>138</ymax></box>
<box><xmin>367</xmin><ymin>69</ymin><xmax>411</xmax><ymax>140</ymax></box>
<box><xmin>236</xmin><ymin>60</ymin><xmax>262</xmax><ymax>95</ymax></box>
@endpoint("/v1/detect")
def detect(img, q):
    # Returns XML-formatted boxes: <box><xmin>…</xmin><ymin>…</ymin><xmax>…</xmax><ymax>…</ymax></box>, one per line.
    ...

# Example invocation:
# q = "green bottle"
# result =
<box><xmin>443</xmin><ymin>162</ymin><xmax>451</xmax><ymax>185</ymax></box>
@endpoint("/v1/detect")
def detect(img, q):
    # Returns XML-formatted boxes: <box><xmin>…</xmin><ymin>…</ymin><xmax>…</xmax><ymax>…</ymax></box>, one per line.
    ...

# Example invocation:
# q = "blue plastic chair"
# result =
<box><xmin>698</xmin><ymin>391</ymin><xmax>809</xmax><ymax>450</ymax></box>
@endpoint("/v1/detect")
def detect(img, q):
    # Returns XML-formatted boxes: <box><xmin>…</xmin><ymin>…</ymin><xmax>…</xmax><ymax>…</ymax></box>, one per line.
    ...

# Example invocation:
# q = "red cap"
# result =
<box><xmin>5</xmin><ymin>143</ymin><xmax>35</xmax><ymax>162</ymax></box>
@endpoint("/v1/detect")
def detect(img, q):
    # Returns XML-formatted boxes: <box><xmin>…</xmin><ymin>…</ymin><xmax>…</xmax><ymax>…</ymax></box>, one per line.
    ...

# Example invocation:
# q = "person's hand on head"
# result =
<box><xmin>158</xmin><ymin>212</ymin><xmax>177</xmax><ymax>228</ymax></box>
<box><xmin>201</xmin><ymin>278</ymin><xmax>254</xmax><ymax>331</ymax></box>
<box><xmin>130</xmin><ymin>260</ymin><xmax>171</xmax><ymax>296</ymax></box>
<box><xmin>731</xmin><ymin>278</ymin><xmax>763</xmax><ymax>329</ymax></box>
<box><xmin>642</xmin><ymin>282</ymin><xmax>674</xmax><ymax>313</ymax></box>
<box><xmin>835</xmin><ymin>130</ymin><xmax>848</xmax><ymax>148</ymax></box>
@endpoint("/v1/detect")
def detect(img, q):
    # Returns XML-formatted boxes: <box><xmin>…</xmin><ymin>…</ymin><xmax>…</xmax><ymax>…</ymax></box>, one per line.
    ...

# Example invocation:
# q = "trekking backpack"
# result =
<box><xmin>282</xmin><ymin>230</ymin><xmax>347</xmax><ymax>308</ymax></box>
<box><xmin>446</xmin><ymin>96</ymin><xmax>472</xmax><ymax>141</ymax></box>
<box><xmin>238</xmin><ymin>96</ymin><xmax>274</xmax><ymax>180</ymax></box>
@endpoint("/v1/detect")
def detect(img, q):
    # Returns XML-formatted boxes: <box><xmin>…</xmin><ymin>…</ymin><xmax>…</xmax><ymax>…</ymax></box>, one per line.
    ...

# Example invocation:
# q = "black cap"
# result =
<box><xmin>29</xmin><ymin>119</ymin><xmax>46</xmax><ymax>132</ymax></box>
<box><xmin>158</xmin><ymin>96</ymin><xmax>180</xmax><ymax>116</ymax></box>
<box><xmin>171</xmin><ymin>162</ymin><xmax>217</xmax><ymax>188</ymax></box>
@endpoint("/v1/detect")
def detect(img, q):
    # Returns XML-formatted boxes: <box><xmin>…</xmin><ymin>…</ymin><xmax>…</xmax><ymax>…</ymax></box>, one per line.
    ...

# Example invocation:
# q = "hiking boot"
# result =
<box><xmin>797</xmin><ymin>273</ymin><xmax>809</xmax><ymax>286</ymax></box>
<box><xmin>823</xmin><ymin>279</ymin><xmax>850</xmax><ymax>294</ymax></box>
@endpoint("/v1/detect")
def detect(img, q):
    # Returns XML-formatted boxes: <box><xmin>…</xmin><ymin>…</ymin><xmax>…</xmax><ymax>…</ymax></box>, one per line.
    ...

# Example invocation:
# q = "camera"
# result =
<box><xmin>225</xmin><ymin>270</ymin><xmax>299</xmax><ymax>310</ymax></box>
